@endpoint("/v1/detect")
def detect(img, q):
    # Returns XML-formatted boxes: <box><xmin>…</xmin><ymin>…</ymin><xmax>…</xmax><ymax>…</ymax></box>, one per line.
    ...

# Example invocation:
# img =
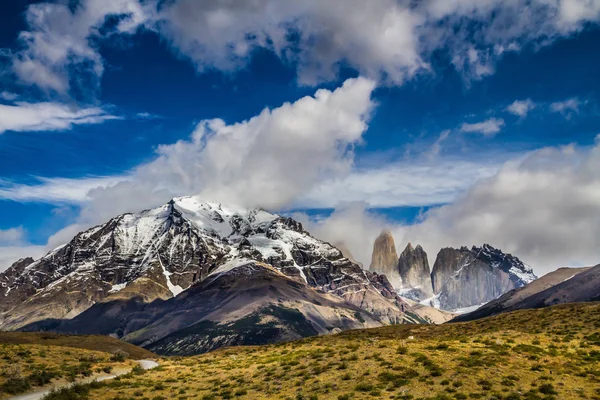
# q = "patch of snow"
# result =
<box><xmin>108</xmin><ymin>283</ymin><xmax>127</xmax><ymax>293</ymax></box>
<box><xmin>451</xmin><ymin>302</ymin><xmax>487</xmax><ymax>314</ymax></box>
<box><xmin>420</xmin><ymin>293</ymin><xmax>441</xmax><ymax>309</ymax></box>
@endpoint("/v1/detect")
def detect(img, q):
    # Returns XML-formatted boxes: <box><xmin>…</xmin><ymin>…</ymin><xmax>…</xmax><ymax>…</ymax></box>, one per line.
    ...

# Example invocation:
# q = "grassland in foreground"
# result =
<box><xmin>5</xmin><ymin>302</ymin><xmax>600</xmax><ymax>400</ymax></box>
<box><xmin>0</xmin><ymin>333</ymin><xmax>155</xmax><ymax>399</ymax></box>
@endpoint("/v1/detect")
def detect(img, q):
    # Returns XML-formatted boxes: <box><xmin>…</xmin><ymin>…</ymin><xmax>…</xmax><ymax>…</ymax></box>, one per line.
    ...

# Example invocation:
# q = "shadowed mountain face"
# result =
<box><xmin>453</xmin><ymin>264</ymin><xmax>600</xmax><ymax>322</ymax></box>
<box><xmin>397</xmin><ymin>243</ymin><xmax>433</xmax><ymax>301</ymax></box>
<box><xmin>430</xmin><ymin>245</ymin><xmax>537</xmax><ymax>310</ymax></box>
<box><xmin>2</xmin><ymin>197</ymin><xmax>431</xmax><ymax>355</ymax></box>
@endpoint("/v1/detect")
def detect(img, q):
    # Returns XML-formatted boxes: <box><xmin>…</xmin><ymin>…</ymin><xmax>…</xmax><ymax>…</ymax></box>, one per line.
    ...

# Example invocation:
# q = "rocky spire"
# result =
<box><xmin>397</xmin><ymin>243</ymin><xmax>434</xmax><ymax>300</ymax></box>
<box><xmin>369</xmin><ymin>230</ymin><xmax>399</xmax><ymax>283</ymax></box>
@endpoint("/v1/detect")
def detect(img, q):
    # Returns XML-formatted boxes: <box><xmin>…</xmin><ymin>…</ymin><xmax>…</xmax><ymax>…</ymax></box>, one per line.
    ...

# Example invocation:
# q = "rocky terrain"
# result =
<box><xmin>368</xmin><ymin>232</ymin><xmax>538</xmax><ymax>311</ymax></box>
<box><xmin>429</xmin><ymin>244</ymin><xmax>537</xmax><ymax>310</ymax></box>
<box><xmin>454</xmin><ymin>264</ymin><xmax>600</xmax><ymax>322</ymax></box>
<box><xmin>0</xmin><ymin>197</ymin><xmax>429</xmax><ymax>354</ymax></box>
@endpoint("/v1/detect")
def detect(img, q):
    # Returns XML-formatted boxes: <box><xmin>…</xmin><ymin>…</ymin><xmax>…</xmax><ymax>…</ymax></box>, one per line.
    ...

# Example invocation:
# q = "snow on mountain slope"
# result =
<box><xmin>0</xmin><ymin>196</ymin><xmax>417</xmax><ymax>331</ymax></box>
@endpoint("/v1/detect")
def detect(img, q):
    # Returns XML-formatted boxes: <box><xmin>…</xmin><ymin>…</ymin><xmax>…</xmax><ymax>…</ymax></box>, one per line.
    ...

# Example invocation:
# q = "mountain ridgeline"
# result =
<box><xmin>0</xmin><ymin>197</ymin><xmax>438</xmax><ymax>355</ymax></box>
<box><xmin>369</xmin><ymin>231</ymin><xmax>537</xmax><ymax>311</ymax></box>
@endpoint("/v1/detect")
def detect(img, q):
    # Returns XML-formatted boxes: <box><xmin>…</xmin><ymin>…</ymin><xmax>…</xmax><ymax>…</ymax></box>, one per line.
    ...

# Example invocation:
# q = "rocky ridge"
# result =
<box><xmin>0</xmin><ymin>197</ymin><xmax>428</xmax><ymax>353</ymax></box>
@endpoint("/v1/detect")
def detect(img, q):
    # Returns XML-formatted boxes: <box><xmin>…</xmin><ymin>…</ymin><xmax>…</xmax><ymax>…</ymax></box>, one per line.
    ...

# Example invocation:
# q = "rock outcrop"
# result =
<box><xmin>369</xmin><ymin>230</ymin><xmax>399</xmax><ymax>284</ymax></box>
<box><xmin>397</xmin><ymin>243</ymin><xmax>434</xmax><ymax>301</ymax></box>
<box><xmin>431</xmin><ymin>244</ymin><xmax>536</xmax><ymax>310</ymax></box>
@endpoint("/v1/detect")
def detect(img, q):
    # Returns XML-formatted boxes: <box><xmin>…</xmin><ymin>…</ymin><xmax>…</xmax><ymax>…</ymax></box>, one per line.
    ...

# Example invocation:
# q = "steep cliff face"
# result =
<box><xmin>369</xmin><ymin>230</ymin><xmax>399</xmax><ymax>284</ymax></box>
<box><xmin>397</xmin><ymin>243</ymin><xmax>433</xmax><ymax>301</ymax></box>
<box><xmin>431</xmin><ymin>245</ymin><xmax>536</xmax><ymax>310</ymax></box>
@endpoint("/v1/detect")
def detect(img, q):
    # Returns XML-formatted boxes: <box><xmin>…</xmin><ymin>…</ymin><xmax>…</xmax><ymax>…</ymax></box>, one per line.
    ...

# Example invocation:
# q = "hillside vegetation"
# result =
<box><xmin>37</xmin><ymin>302</ymin><xmax>600</xmax><ymax>400</ymax></box>
<box><xmin>0</xmin><ymin>332</ymin><xmax>155</xmax><ymax>359</ymax></box>
<box><xmin>0</xmin><ymin>342</ymin><xmax>137</xmax><ymax>399</ymax></box>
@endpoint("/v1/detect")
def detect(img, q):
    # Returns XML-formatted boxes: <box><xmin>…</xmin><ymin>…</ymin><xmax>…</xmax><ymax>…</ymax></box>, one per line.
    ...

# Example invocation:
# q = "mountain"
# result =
<box><xmin>1</xmin><ymin>197</ymin><xmax>429</xmax><ymax>354</ymax></box>
<box><xmin>454</xmin><ymin>264</ymin><xmax>599</xmax><ymax>322</ymax></box>
<box><xmin>430</xmin><ymin>244</ymin><xmax>537</xmax><ymax>310</ymax></box>
<box><xmin>397</xmin><ymin>243</ymin><xmax>433</xmax><ymax>301</ymax></box>
<box><xmin>369</xmin><ymin>230</ymin><xmax>399</xmax><ymax>284</ymax></box>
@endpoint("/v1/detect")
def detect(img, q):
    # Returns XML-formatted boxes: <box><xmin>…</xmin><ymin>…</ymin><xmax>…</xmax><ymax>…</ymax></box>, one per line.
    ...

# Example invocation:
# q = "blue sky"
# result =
<box><xmin>1</xmin><ymin>0</ymin><xmax>600</xmax><ymax>272</ymax></box>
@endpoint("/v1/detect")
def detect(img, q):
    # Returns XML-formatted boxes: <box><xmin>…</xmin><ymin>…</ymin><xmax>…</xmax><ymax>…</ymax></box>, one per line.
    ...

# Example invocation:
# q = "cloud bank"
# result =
<box><xmin>307</xmin><ymin>139</ymin><xmax>600</xmax><ymax>275</ymax></box>
<box><xmin>9</xmin><ymin>0</ymin><xmax>600</xmax><ymax>95</ymax></box>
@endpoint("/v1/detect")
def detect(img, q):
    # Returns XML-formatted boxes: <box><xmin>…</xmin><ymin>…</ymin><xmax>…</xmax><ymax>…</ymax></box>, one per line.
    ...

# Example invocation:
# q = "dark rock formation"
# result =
<box><xmin>431</xmin><ymin>244</ymin><xmax>536</xmax><ymax>310</ymax></box>
<box><xmin>397</xmin><ymin>243</ymin><xmax>433</xmax><ymax>301</ymax></box>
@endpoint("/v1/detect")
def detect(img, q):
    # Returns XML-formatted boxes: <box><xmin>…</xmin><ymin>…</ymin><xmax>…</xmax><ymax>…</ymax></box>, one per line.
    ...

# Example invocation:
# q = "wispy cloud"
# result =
<box><xmin>0</xmin><ymin>91</ymin><xmax>18</xmax><ymax>101</ymax></box>
<box><xmin>506</xmin><ymin>99</ymin><xmax>536</xmax><ymax>117</ymax></box>
<box><xmin>550</xmin><ymin>97</ymin><xmax>585</xmax><ymax>119</ymax></box>
<box><xmin>0</xmin><ymin>176</ymin><xmax>129</xmax><ymax>203</ymax></box>
<box><xmin>0</xmin><ymin>102</ymin><xmax>121</xmax><ymax>134</ymax></box>
<box><xmin>460</xmin><ymin>117</ymin><xmax>505</xmax><ymax>137</ymax></box>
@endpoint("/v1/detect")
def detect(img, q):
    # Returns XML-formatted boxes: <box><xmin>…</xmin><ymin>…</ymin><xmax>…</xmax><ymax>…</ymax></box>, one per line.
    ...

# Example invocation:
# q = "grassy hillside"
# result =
<box><xmin>0</xmin><ymin>342</ymin><xmax>137</xmax><ymax>399</ymax></box>
<box><xmin>0</xmin><ymin>332</ymin><xmax>155</xmax><ymax>359</ymax></box>
<box><xmin>49</xmin><ymin>302</ymin><xmax>599</xmax><ymax>400</ymax></box>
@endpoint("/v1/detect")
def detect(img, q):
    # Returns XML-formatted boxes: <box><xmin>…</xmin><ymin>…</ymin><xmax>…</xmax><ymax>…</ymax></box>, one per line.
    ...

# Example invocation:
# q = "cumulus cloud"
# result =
<box><xmin>308</xmin><ymin>140</ymin><xmax>600</xmax><ymax>276</ymax></box>
<box><xmin>460</xmin><ymin>118</ymin><xmax>505</xmax><ymax>137</ymax></box>
<box><xmin>25</xmin><ymin>77</ymin><xmax>370</xmax><ymax>228</ymax></box>
<box><xmin>0</xmin><ymin>227</ymin><xmax>46</xmax><ymax>272</ymax></box>
<box><xmin>294</xmin><ymin>204</ymin><xmax>401</xmax><ymax>269</ymax></box>
<box><xmin>506</xmin><ymin>99</ymin><xmax>537</xmax><ymax>117</ymax></box>
<box><xmin>0</xmin><ymin>102</ymin><xmax>120</xmax><ymax>134</ymax></box>
<box><xmin>0</xmin><ymin>227</ymin><xmax>26</xmax><ymax>246</ymax></box>
<box><xmin>10</xmin><ymin>0</ymin><xmax>600</xmax><ymax>94</ymax></box>
<box><xmin>12</xmin><ymin>0</ymin><xmax>151</xmax><ymax>93</ymax></box>
<box><xmin>0</xmin><ymin>246</ymin><xmax>46</xmax><ymax>272</ymax></box>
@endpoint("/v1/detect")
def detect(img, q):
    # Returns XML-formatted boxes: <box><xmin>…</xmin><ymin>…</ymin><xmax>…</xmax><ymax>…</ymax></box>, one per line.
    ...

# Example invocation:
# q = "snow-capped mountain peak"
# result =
<box><xmin>0</xmin><ymin>197</ymin><xmax>417</xmax><ymax>331</ymax></box>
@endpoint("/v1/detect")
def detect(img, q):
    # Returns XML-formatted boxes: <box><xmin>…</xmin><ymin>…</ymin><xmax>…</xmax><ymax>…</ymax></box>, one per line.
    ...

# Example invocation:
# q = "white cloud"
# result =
<box><xmin>0</xmin><ymin>227</ymin><xmax>46</xmax><ymax>272</ymax></box>
<box><xmin>460</xmin><ymin>118</ymin><xmax>505</xmax><ymax>137</ymax></box>
<box><xmin>428</xmin><ymin>129</ymin><xmax>452</xmax><ymax>159</ymax></box>
<box><xmin>0</xmin><ymin>227</ymin><xmax>26</xmax><ymax>246</ymax></box>
<box><xmin>550</xmin><ymin>97</ymin><xmax>584</xmax><ymax>118</ymax></box>
<box><xmin>300</xmin><ymin>157</ymin><xmax>501</xmax><ymax>209</ymax></box>
<box><xmin>12</xmin><ymin>0</ymin><xmax>152</xmax><ymax>93</ymax></box>
<box><xmin>10</xmin><ymin>0</ymin><xmax>600</xmax><ymax>94</ymax></box>
<box><xmin>0</xmin><ymin>176</ymin><xmax>128</xmax><ymax>203</ymax></box>
<box><xmin>308</xmin><ymin>140</ymin><xmax>600</xmax><ymax>276</ymax></box>
<box><xmin>506</xmin><ymin>99</ymin><xmax>536</xmax><ymax>117</ymax></box>
<box><xmin>0</xmin><ymin>92</ymin><xmax>18</xmax><ymax>101</ymax></box>
<box><xmin>294</xmin><ymin>204</ymin><xmax>399</xmax><ymax>269</ymax></box>
<box><xmin>0</xmin><ymin>102</ymin><xmax>120</xmax><ymax>134</ymax></box>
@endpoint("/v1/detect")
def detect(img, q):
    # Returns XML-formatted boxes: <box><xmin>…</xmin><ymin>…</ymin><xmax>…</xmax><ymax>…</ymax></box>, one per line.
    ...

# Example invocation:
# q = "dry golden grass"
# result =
<box><xmin>85</xmin><ymin>302</ymin><xmax>600</xmax><ymax>400</ymax></box>
<box><xmin>0</xmin><ymin>343</ymin><xmax>136</xmax><ymax>399</ymax></box>
<box><xmin>0</xmin><ymin>332</ymin><xmax>154</xmax><ymax>360</ymax></box>
<box><xmin>3</xmin><ymin>303</ymin><xmax>600</xmax><ymax>400</ymax></box>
